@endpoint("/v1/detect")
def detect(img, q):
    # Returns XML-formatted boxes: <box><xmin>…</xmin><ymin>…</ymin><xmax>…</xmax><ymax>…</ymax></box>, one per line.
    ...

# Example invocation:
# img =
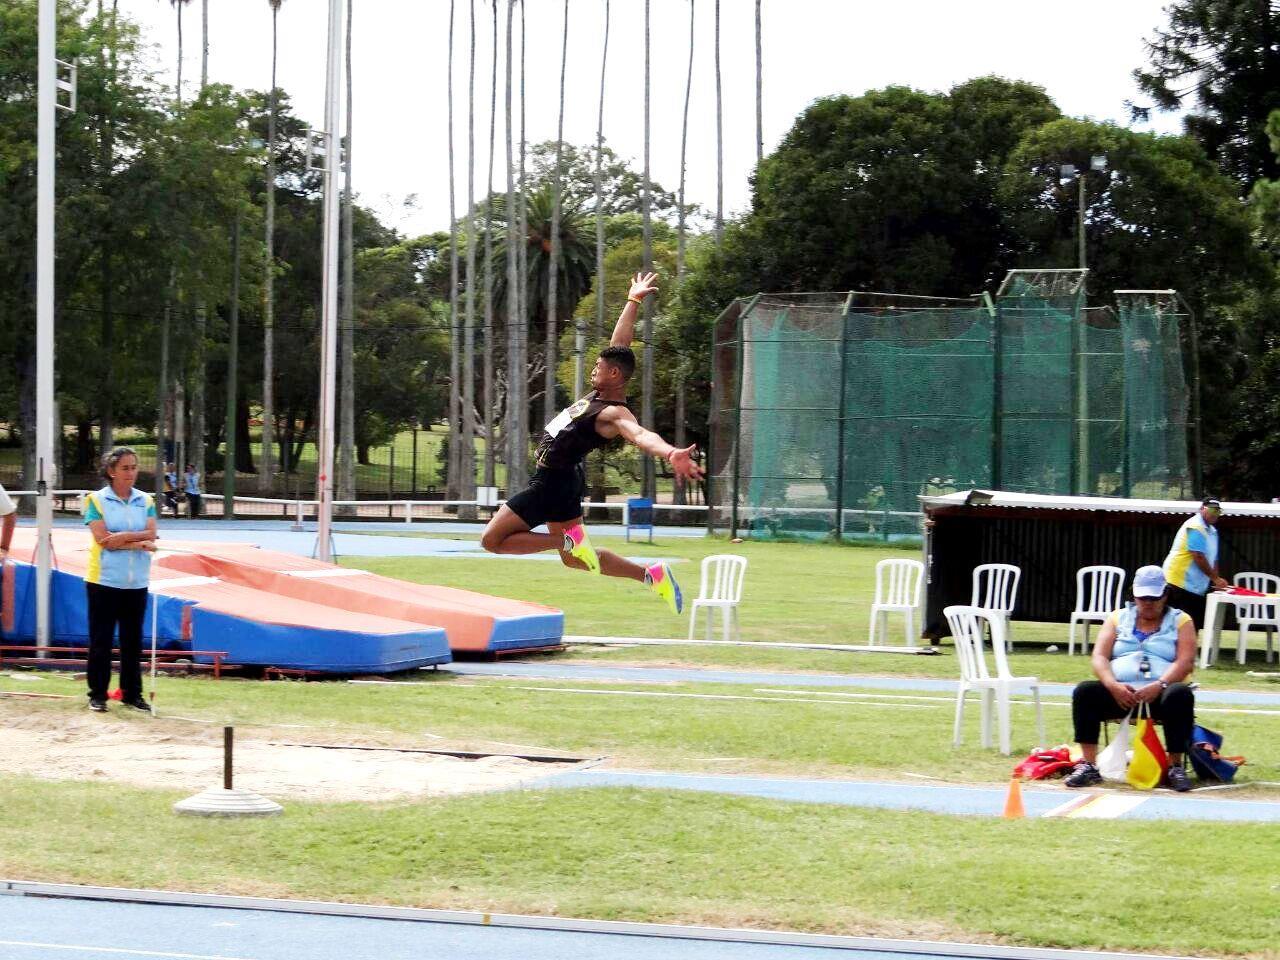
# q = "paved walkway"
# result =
<box><xmin>537</xmin><ymin>769</ymin><xmax>1280</xmax><ymax>822</ymax></box>
<box><xmin>446</xmin><ymin>661</ymin><xmax>1280</xmax><ymax>708</ymax></box>
<box><xmin>0</xmin><ymin>883</ymin><xmax>1189</xmax><ymax>960</ymax></box>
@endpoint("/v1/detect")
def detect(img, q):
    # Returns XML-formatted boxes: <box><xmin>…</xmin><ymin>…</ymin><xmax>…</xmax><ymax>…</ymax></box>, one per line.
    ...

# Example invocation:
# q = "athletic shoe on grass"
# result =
<box><xmin>88</xmin><ymin>698</ymin><xmax>107</xmax><ymax>713</ymax></box>
<box><xmin>1166</xmin><ymin>765</ymin><xmax>1192</xmax><ymax>792</ymax></box>
<box><xmin>122</xmin><ymin>696</ymin><xmax>152</xmax><ymax>713</ymax></box>
<box><xmin>645</xmin><ymin>562</ymin><xmax>683</xmax><ymax>615</ymax></box>
<box><xmin>1064</xmin><ymin>760</ymin><xmax>1103</xmax><ymax>788</ymax></box>
<box><xmin>562</xmin><ymin>523</ymin><xmax>600</xmax><ymax>575</ymax></box>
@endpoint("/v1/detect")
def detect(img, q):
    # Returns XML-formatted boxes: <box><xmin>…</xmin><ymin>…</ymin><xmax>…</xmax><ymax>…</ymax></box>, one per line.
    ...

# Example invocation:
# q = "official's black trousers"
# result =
<box><xmin>1166</xmin><ymin>585</ymin><xmax>1208</xmax><ymax>629</ymax></box>
<box><xmin>86</xmin><ymin>582</ymin><xmax>148</xmax><ymax>701</ymax></box>
<box><xmin>1071</xmin><ymin>679</ymin><xmax>1195</xmax><ymax>754</ymax></box>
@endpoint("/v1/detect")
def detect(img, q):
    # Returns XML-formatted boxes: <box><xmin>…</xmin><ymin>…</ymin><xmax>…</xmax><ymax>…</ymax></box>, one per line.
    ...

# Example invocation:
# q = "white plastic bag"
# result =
<box><xmin>1097</xmin><ymin>714</ymin><xmax>1132</xmax><ymax>780</ymax></box>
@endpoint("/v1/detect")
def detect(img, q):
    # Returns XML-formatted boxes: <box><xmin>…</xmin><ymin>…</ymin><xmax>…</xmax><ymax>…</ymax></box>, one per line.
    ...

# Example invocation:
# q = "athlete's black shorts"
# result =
<box><xmin>506</xmin><ymin>465</ymin><xmax>586</xmax><ymax>528</ymax></box>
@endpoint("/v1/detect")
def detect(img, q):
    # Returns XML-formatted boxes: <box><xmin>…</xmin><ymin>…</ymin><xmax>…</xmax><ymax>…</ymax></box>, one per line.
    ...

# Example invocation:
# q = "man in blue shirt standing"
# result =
<box><xmin>1162</xmin><ymin>497</ymin><xmax>1228</xmax><ymax>629</ymax></box>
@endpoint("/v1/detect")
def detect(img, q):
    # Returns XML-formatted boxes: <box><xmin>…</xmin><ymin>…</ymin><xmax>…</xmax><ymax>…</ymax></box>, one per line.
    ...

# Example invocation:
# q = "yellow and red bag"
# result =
<box><xmin>1125</xmin><ymin>702</ymin><xmax>1169</xmax><ymax>790</ymax></box>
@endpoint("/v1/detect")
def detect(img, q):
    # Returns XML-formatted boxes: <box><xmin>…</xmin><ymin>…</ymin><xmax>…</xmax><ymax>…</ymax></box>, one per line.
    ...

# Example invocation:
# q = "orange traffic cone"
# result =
<box><xmin>1002</xmin><ymin>777</ymin><xmax>1026</xmax><ymax>819</ymax></box>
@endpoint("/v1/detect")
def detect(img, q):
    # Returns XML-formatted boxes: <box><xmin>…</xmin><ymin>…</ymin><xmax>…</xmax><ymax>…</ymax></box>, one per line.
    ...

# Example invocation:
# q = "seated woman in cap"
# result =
<box><xmin>1064</xmin><ymin>564</ymin><xmax>1197</xmax><ymax>791</ymax></box>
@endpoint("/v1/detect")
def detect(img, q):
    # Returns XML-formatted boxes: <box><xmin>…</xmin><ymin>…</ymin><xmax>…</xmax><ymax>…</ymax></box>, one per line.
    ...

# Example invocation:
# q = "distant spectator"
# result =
<box><xmin>184</xmin><ymin>463</ymin><xmax>202</xmax><ymax>518</ymax></box>
<box><xmin>162</xmin><ymin>462</ymin><xmax>179</xmax><ymax>516</ymax></box>
<box><xmin>1162</xmin><ymin>496</ymin><xmax>1227</xmax><ymax>629</ymax></box>
<box><xmin>0</xmin><ymin>481</ymin><xmax>15</xmax><ymax>564</ymax></box>
<box><xmin>83</xmin><ymin>447</ymin><xmax>157</xmax><ymax>713</ymax></box>
<box><xmin>1064</xmin><ymin>565</ymin><xmax>1197</xmax><ymax>792</ymax></box>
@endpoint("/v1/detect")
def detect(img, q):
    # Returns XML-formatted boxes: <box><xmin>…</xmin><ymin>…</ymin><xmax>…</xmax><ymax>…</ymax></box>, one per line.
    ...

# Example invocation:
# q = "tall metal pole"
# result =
<box><xmin>223</xmin><ymin>210</ymin><xmax>241</xmax><ymax>519</ymax></box>
<box><xmin>1077</xmin><ymin>173</ymin><xmax>1086</xmax><ymax>270</ymax></box>
<box><xmin>315</xmin><ymin>0</ymin><xmax>343</xmax><ymax>561</ymax></box>
<box><xmin>36</xmin><ymin>0</ymin><xmax>57</xmax><ymax>651</ymax></box>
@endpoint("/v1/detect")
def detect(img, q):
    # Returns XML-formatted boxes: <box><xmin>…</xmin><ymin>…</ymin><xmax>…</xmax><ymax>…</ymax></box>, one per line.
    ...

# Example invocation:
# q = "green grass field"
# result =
<box><xmin>2</xmin><ymin>535</ymin><xmax>1278</xmax><ymax>956</ymax></box>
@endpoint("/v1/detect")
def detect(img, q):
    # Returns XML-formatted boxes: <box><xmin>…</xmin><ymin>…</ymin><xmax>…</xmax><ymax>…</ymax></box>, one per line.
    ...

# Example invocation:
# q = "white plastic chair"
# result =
<box><xmin>944</xmin><ymin>605</ymin><xmax>1045</xmax><ymax>756</ymax></box>
<box><xmin>1232</xmin><ymin>572</ymin><xmax>1280</xmax><ymax>665</ymax></box>
<box><xmin>868</xmin><ymin>558</ymin><xmax>924</xmax><ymax>647</ymax></box>
<box><xmin>1068</xmin><ymin>565</ymin><xmax>1125</xmax><ymax>655</ymax></box>
<box><xmin>687</xmin><ymin>554</ymin><xmax>748</xmax><ymax>641</ymax></box>
<box><xmin>971</xmin><ymin>563</ymin><xmax>1021</xmax><ymax>650</ymax></box>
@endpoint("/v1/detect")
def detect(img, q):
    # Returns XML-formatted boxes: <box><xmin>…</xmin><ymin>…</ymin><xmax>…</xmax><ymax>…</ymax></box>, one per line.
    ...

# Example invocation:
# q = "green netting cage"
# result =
<box><xmin>709</xmin><ymin>273</ymin><xmax>1198</xmax><ymax>541</ymax></box>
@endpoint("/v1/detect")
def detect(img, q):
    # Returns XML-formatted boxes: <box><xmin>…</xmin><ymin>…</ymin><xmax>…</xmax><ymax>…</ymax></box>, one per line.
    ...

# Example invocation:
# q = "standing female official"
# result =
<box><xmin>84</xmin><ymin>447</ymin><xmax>158</xmax><ymax>713</ymax></box>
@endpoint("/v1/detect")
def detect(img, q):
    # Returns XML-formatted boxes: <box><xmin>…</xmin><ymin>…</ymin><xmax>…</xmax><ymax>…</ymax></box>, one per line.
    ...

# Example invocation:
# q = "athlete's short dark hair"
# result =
<box><xmin>599</xmin><ymin>345</ymin><xmax>635</xmax><ymax>380</ymax></box>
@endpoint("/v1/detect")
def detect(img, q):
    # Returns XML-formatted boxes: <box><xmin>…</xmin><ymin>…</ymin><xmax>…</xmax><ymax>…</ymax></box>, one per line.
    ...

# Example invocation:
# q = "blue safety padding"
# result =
<box><xmin>189</xmin><ymin>607</ymin><xmax>451</xmax><ymax>674</ymax></box>
<box><xmin>486</xmin><ymin>610</ymin><xmax>566</xmax><ymax>651</ymax></box>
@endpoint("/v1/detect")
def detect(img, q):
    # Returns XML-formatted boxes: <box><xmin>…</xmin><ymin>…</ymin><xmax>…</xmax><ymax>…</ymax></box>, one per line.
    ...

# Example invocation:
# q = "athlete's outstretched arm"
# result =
<box><xmin>610</xmin><ymin>272</ymin><xmax>660</xmax><ymax>347</ymax></box>
<box><xmin>607</xmin><ymin>411</ymin><xmax>705</xmax><ymax>482</ymax></box>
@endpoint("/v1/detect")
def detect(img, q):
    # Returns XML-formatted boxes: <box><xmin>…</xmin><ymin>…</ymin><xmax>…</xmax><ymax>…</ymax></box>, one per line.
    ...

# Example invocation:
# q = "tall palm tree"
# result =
<box><xmin>338</xmin><ymin>0</ymin><xmax>356</xmax><ymax>504</ymax></box>
<box><xmin>260</xmin><ymin>0</ymin><xmax>284</xmax><ymax>492</ymax></box>
<box><xmin>755</xmin><ymin>0</ymin><xmax>762</xmax><ymax>163</ymax></box>
<box><xmin>170</xmin><ymin>0</ymin><xmax>191</xmax><ymax>106</ymax></box>
<box><xmin>491</xmin><ymin>187</ymin><xmax>594</xmax><ymax>325</ymax></box>
<box><xmin>516</xmin><ymin>0</ymin><xmax>528</xmax><ymax>425</ymax></box>
<box><xmin>462</xmin><ymin>0</ymin><xmax>478</xmax><ymax>515</ymax></box>
<box><xmin>545</xmin><ymin>0</ymin><xmax>569</xmax><ymax>420</ymax></box>
<box><xmin>201</xmin><ymin>0</ymin><xmax>208</xmax><ymax>88</ymax></box>
<box><xmin>483</xmin><ymin>0</ymin><xmax>497</xmax><ymax>488</ymax></box>
<box><xmin>593</xmin><ymin>0</ymin><xmax>609</xmax><ymax>341</ymax></box>
<box><xmin>189</xmin><ymin>0</ymin><xmax>206</xmax><ymax>488</ymax></box>
<box><xmin>714</xmin><ymin>0</ymin><xmax>723</xmax><ymax>246</ymax></box>
<box><xmin>677</xmin><ymin>0</ymin><xmax>693</xmax><ymax>282</ymax></box>
<box><xmin>446</xmin><ymin>0</ymin><xmax>463</xmax><ymax>500</ymax></box>
<box><xmin>504</xmin><ymin>0</ymin><xmax>526</xmax><ymax>491</ymax></box>
<box><xmin>641</xmin><ymin>0</ymin><xmax>655</xmax><ymax>499</ymax></box>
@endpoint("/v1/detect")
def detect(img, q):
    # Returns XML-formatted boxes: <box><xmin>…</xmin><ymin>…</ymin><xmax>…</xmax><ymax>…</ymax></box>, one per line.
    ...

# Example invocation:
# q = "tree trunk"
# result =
<box><xmin>483</xmin><ymin>0</ymin><xmax>497</xmax><ymax>489</ymax></box>
<box><xmin>546</xmin><ymin>0</ymin><xmax>568</xmax><ymax>418</ymax></box>
<box><xmin>641</xmin><ymin>0</ymin><xmax>655</xmax><ymax>500</ymax></box>
<box><xmin>594</xmin><ymin>0</ymin><xmax>610</xmax><ymax>342</ymax></box>
<box><xmin>673</xmin><ymin>378</ymin><xmax>687</xmax><ymax>505</ymax></box>
<box><xmin>201</xmin><ymin>0</ymin><xmax>208</xmax><ymax>90</ymax></box>
<box><xmin>505</xmin><ymin>0</ymin><xmax>527</xmax><ymax>491</ymax></box>
<box><xmin>755</xmin><ymin>0</ymin><xmax>763</xmax><ymax>164</ymax></box>
<box><xmin>677</xmin><ymin>0</ymin><xmax>694</xmax><ymax>283</ymax></box>
<box><xmin>338</xmin><ymin>0</ymin><xmax>356</xmax><ymax>505</ymax></box>
<box><xmin>260</xmin><ymin>2</ymin><xmax>279</xmax><ymax>493</ymax></box>
<box><xmin>714</xmin><ymin>0</ymin><xmax>723</xmax><ymax>246</ymax></box>
<box><xmin>460</xmin><ymin>0</ymin><xmax>478</xmax><ymax>519</ymax></box>
<box><xmin>156</xmin><ymin>273</ymin><xmax>173</xmax><ymax>498</ymax></box>
<box><xmin>446</xmin><ymin>0</ymin><xmax>462</xmax><ymax>501</ymax></box>
<box><xmin>517</xmin><ymin>0</ymin><xmax>529</xmax><ymax>427</ymax></box>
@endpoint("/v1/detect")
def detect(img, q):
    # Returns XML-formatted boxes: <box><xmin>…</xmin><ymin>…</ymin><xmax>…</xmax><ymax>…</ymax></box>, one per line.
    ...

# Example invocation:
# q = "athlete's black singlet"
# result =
<box><xmin>534</xmin><ymin>392</ymin><xmax>629</xmax><ymax>469</ymax></box>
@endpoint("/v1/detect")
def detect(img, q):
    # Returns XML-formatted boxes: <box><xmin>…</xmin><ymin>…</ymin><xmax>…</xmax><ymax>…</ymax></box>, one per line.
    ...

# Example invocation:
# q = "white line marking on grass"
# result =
<box><xmin>754</xmin><ymin>688</ymin><xmax>1072</xmax><ymax>708</ymax></box>
<box><xmin>510</xmin><ymin>686</ymin><xmax>939</xmax><ymax>708</ymax></box>
<box><xmin>1061</xmin><ymin>794</ymin><xmax>1148</xmax><ymax>819</ymax></box>
<box><xmin>0</xmin><ymin>942</ymin><xmax>256</xmax><ymax>960</ymax></box>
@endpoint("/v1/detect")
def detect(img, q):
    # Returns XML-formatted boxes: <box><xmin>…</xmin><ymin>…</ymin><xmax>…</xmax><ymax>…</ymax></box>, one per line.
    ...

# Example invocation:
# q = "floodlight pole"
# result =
<box><xmin>315</xmin><ymin>0</ymin><xmax>343</xmax><ymax>562</ymax></box>
<box><xmin>35</xmin><ymin>0</ymin><xmax>57</xmax><ymax>652</ymax></box>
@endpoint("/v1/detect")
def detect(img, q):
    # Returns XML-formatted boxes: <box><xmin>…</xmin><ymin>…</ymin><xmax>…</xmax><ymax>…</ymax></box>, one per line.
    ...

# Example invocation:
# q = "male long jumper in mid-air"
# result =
<box><xmin>480</xmin><ymin>271</ymin><xmax>704</xmax><ymax>613</ymax></box>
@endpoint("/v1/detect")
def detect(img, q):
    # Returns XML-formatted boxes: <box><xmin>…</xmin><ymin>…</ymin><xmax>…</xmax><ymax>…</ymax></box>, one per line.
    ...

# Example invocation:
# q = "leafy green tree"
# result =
<box><xmin>1132</xmin><ymin>0</ymin><xmax>1280</xmax><ymax>191</ymax></box>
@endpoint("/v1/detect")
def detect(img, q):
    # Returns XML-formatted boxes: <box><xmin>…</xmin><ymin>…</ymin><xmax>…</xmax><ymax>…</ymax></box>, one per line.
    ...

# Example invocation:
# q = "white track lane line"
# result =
<box><xmin>0</xmin><ymin>942</ymin><xmax>255</xmax><ymax>960</ymax></box>
<box><xmin>510</xmin><ymin>686</ymin><xmax>939</xmax><ymax>707</ymax></box>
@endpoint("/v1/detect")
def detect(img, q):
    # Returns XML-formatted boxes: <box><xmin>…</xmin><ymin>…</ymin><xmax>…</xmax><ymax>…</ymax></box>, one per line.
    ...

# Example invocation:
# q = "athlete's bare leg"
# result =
<box><xmin>479</xmin><ymin>505</ymin><xmax>559</xmax><ymax>555</ymax></box>
<box><xmin>480</xmin><ymin>508</ymin><xmax>646</xmax><ymax>581</ymax></box>
<box><xmin>548</xmin><ymin>519</ymin><xmax>646</xmax><ymax>581</ymax></box>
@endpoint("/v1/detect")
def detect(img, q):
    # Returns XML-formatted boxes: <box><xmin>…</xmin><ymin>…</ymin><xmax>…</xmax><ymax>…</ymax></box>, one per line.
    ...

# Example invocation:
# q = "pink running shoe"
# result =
<box><xmin>644</xmin><ymin>562</ymin><xmax>683</xmax><ymax>614</ymax></box>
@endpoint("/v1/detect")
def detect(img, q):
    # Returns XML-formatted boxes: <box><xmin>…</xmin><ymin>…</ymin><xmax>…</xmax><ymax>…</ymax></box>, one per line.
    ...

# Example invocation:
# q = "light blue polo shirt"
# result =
<box><xmin>83</xmin><ymin>485</ymin><xmax>156</xmax><ymax>589</ymax></box>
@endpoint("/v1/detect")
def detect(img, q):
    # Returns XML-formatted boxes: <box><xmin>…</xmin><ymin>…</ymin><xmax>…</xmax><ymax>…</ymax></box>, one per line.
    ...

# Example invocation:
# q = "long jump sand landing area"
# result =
<box><xmin>1</xmin><ymin>530</ymin><xmax>564</xmax><ymax>671</ymax></box>
<box><xmin>0</xmin><ymin>698</ymin><xmax>579</xmax><ymax>802</ymax></box>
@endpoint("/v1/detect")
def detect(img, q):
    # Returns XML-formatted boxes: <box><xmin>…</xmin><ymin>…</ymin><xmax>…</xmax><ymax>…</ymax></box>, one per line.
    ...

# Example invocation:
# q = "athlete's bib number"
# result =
<box><xmin>544</xmin><ymin>399</ymin><xmax>588</xmax><ymax>437</ymax></box>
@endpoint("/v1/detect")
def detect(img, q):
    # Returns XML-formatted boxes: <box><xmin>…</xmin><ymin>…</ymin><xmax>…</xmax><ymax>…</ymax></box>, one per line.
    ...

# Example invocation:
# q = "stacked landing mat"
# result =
<box><xmin>2</xmin><ymin>531</ymin><xmax>563</xmax><ymax>673</ymax></box>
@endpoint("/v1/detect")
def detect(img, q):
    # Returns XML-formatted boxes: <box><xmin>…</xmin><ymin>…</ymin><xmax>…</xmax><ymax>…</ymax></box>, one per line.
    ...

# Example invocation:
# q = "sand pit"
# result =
<box><xmin>0</xmin><ymin>696</ymin><xmax>577</xmax><ymax>803</ymax></box>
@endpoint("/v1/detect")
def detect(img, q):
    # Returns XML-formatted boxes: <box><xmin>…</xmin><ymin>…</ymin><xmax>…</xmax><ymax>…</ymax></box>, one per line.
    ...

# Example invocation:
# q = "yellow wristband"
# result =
<box><xmin>627</xmin><ymin>296</ymin><xmax>643</xmax><ymax>306</ymax></box>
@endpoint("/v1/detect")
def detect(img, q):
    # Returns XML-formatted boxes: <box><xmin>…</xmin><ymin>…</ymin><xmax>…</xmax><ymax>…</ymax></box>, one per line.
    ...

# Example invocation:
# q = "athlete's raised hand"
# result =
<box><xmin>667</xmin><ymin>444</ymin><xmax>705</xmax><ymax>482</ymax></box>
<box><xmin>628</xmin><ymin>271</ymin><xmax>660</xmax><ymax>303</ymax></box>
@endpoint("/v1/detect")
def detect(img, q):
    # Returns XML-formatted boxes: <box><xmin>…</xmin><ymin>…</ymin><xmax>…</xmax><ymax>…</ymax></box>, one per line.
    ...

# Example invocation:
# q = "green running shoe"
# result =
<box><xmin>645</xmin><ymin>562</ymin><xmax>683</xmax><ymax>614</ymax></box>
<box><xmin>562</xmin><ymin>523</ymin><xmax>601</xmax><ymax>575</ymax></box>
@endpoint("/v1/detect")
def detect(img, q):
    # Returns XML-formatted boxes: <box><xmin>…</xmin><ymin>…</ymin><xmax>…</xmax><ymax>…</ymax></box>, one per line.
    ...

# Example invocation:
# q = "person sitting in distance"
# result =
<box><xmin>1064</xmin><ymin>564</ymin><xmax>1197</xmax><ymax>792</ymax></box>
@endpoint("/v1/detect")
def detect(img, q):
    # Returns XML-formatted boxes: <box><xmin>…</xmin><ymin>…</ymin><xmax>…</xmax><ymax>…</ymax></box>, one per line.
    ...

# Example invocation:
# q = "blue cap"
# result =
<box><xmin>1133</xmin><ymin>565</ymin><xmax>1167</xmax><ymax>599</ymax></box>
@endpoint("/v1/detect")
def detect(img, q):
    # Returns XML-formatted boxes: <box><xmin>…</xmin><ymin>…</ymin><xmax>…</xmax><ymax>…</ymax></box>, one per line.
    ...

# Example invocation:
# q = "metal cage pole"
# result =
<box><xmin>989</xmin><ymin>292</ymin><xmax>1002</xmax><ymax>490</ymax></box>
<box><xmin>729</xmin><ymin>295</ymin><xmax>760</xmax><ymax>539</ymax></box>
<box><xmin>833</xmin><ymin>292</ymin><xmax>853</xmax><ymax>541</ymax></box>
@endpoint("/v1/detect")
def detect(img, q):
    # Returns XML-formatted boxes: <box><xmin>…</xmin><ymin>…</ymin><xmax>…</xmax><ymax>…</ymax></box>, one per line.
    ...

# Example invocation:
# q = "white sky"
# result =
<box><xmin>118</xmin><ymin>0</ymin><xmax>1187</xmax><ymax>238</ymax></box>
